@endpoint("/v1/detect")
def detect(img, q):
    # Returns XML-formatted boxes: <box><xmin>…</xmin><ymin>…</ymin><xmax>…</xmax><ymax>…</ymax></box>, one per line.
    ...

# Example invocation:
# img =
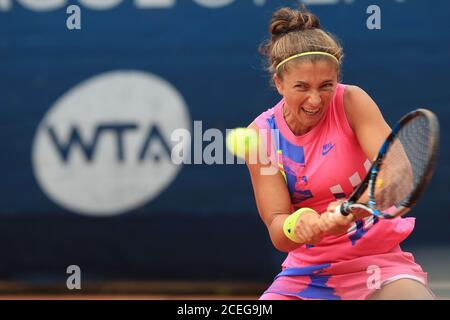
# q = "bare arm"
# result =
<box><xmin>344</xmin><ymin>86</ymin><xmax>413</xmax><ymax>215</ymax></box>
<box><xmin>246</xmin><ymin>122</ymin><xmax>322</xmax><ymax>252</ymax></box>
<box><xmin>344</xmin><ymin>85</ymin><xmax>392</xmax><ymax>160</ymax></box>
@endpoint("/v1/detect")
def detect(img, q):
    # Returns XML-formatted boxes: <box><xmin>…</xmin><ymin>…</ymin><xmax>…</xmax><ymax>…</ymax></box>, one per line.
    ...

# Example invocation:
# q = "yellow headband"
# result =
<box><xmin>276</xmin><ymin>51</ymin><xmax>339</xmax><ymax>71</ymax></box>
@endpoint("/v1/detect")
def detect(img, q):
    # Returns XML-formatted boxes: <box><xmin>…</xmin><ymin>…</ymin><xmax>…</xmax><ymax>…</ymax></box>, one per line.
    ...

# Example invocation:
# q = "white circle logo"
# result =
<box><xmin>191</xmin><ymin>0</ymin><xmax>235</xmax><ymax>8</ymax></box>
<box><xmin>32</xmin><ymin>70</ymin><xmax>191</xmax><ymax>216</ymax></box>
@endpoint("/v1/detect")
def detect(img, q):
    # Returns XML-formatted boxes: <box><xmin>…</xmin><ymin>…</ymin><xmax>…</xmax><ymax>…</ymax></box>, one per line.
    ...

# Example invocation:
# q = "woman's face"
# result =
<box><xmin>274</xmin><ymin>60</ymin><xmax>338</xmax><ymax>134</ymax></box>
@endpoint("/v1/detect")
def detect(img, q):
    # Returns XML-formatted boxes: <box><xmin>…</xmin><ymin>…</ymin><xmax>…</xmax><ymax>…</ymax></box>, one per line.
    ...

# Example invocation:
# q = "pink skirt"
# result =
<box><xmin>260</xmin><ymin>246</ymin><xmax>431</xmax><ymax>300</ymax></box>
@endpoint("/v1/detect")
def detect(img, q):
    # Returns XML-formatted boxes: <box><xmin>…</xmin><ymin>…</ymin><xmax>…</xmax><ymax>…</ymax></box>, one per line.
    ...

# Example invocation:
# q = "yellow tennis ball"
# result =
<box><xmin>226</xmin><ymin>128</ymin><xmax>258</xmax><ymax>159</ymax></box>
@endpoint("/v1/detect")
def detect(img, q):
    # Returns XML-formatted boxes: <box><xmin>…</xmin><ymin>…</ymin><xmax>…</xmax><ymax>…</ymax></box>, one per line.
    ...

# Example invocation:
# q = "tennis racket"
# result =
<box><xmin>334</xmin><ymin>108</ymin><xmax>440</xmax><ymax>219</ymax></box>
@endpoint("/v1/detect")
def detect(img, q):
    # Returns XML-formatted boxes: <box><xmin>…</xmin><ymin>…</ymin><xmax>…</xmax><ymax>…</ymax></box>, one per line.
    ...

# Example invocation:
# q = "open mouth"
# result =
<box><xmin>301</xmin><ymin>107</ymin><xmax>320</xmax><ymax>116</ymax></box>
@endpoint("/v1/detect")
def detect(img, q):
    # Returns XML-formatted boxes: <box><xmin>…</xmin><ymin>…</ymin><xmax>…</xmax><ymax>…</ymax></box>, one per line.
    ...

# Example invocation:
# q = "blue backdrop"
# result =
<box><xmin>0</xmin><ymin>0</ymin><xmax>449</xmax><ymax>284</ymax></box>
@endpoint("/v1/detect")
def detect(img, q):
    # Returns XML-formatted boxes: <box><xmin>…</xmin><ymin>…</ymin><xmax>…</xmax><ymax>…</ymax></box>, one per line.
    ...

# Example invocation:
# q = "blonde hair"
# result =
<box><xmin>259</xmin><ymin>6</ymin><xmax>344</xmax><ymax>78</ymax></box>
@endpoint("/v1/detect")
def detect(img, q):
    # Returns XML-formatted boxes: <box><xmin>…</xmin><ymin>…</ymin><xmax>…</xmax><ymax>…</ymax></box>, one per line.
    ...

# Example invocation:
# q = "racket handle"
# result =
<box><xmin>334</xmin><ymin>202</ymin><xmax>352</xmax><ymax>217</ymax></box>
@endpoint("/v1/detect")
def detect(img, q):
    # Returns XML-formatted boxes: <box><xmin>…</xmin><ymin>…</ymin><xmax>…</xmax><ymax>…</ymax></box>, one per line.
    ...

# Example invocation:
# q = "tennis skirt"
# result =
<box><xmin>260</xmin><ymin>245</ymin><xmax>432</xmax><ymax>300</ymax></box>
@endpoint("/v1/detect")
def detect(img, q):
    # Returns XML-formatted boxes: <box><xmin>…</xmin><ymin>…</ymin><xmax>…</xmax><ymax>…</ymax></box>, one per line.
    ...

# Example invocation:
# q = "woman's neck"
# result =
<box><xmin>283</xmin><ymin>105</ymin><xmax>313</xmax><ymax>136</ymax></box>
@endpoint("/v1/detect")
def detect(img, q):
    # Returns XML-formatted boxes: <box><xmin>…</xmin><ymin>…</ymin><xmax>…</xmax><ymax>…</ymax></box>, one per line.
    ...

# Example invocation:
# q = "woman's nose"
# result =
<box><xmin>308</xmin><ymin>91</ymin><xmax>321</xmax><ymax>106</ymax></box>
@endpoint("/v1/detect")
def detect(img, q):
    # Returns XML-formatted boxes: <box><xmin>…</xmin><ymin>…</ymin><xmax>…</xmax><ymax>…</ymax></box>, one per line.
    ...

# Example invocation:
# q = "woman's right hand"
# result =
<box><xmin>318</xmin><ymin>201</ymin><xmax>355</xmax><ymax>236</ymax></box>
<box><xmin>293</xmin><ymin>209</ymin><xmax>324</xmax><ymax>245</ymax></box>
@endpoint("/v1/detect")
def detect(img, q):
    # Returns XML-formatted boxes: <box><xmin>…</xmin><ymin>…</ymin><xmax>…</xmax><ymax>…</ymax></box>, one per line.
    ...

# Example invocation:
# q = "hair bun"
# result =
<box><xmin>269</xmin><ymin>7</ymin><xmax>321</xmax><ymax>37</ymax></box>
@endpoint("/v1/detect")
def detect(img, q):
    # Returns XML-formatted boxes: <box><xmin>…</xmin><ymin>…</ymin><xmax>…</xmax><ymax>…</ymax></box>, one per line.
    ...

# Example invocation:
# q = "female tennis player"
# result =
<box><xmin>246</xmin><ymin>6</ymin><xmax>435</xmax><ymax>300</ymax></box>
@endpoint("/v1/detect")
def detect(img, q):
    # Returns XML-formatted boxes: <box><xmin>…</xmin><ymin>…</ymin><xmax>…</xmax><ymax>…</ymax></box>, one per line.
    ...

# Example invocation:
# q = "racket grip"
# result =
<box><xmin>334</xmin><ymin>203</ymin><xmax>352</xmax><ymax>217</ymax></box>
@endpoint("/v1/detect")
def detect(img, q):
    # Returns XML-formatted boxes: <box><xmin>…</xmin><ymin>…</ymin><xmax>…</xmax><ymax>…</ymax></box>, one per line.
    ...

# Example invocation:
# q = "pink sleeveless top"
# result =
<box><xmin>254</xmin><ymin>83</ymin><xmax>415</xmax><ymax>267</ymax></box>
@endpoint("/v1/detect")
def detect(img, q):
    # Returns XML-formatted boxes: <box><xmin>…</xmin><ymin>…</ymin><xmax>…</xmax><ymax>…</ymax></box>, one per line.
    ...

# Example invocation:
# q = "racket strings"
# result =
<box><xmin>374</xmin><ymin>115</ymin><xmax>432</xmax><ymax>212</ymax></box>
<box><xmin>400</xmin><ymin>116</ymin><xmax>432</xmax><ymax>186</ymax></box>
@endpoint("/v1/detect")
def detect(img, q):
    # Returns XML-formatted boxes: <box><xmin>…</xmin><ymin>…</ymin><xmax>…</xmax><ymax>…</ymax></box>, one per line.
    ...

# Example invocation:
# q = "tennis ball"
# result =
<box><xmin>226</xmin><ymin>128</ymin><xmax>258</xmax><ymax>159</ymax></box>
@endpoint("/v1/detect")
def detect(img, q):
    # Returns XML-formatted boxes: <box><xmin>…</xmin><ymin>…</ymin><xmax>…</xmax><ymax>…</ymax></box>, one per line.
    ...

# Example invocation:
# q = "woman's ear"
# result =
<box><xmin>273</xmin><ymin>74</ymin><xmax>284</xmax><ymax>96</ymax></box>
